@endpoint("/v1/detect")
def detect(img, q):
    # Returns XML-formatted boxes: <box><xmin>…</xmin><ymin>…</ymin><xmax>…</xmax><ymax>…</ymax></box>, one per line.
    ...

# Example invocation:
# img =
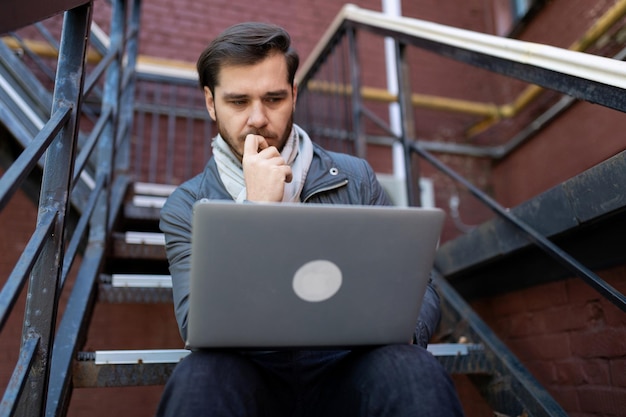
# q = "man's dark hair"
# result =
<box><xmin>197</xmin><ymin>22</ymin><xmax>300</xmax><ymax>93</ymax></box>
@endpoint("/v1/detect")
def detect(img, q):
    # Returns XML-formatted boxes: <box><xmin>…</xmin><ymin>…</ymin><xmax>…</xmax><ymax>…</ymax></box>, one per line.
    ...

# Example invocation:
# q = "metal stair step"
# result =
<box><xmin>98</xmin><ymin>274</ymin><xmax>172</xmax><ymax>303</ymax></box>
<box><xmin>124</xmin><ymin>182</ymin><xmax>174</xmax><ymax>221</ymax></box>
<box><xmin>111</xmin><ymin>231</ymin><xmax>166</xmax><ymax>260</ymax></box>
<box><xmin>72</xmin><ymin>344</ymin><xmax>485</xmax><ymax>388</ymax></box>
<box><xmin>134</xmin><ymin>182</ymin><xmax>177</xmax><ymax>197</ymax></box>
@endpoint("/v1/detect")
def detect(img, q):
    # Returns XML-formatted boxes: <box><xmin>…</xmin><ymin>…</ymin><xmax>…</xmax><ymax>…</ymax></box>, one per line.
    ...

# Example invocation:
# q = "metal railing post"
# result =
<box><xmin>347</xmin><ymin>27</ymin><xmax>366</xmax><ymax>159</ymax></box>
<box><xmin>16</xmin><ymin>3</ymin><xmax>92</xmax><ymax>416</ymax></box>
<box><xmin>93</xmin><ymin>0</ymin><xmax>124</xmax><ymax>242</ymax></box>
<box><xmin>116</xmin><ymin>0</ymin><xmax>141</xmax><ymax>175</ymax></box>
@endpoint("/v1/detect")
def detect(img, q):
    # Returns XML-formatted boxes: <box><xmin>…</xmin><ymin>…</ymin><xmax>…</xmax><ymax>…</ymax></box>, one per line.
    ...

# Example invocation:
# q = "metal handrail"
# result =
<box><xmin>0</xmin><ymin>209</ymin><xmax>56</xmax><ymax>332</ymax></box>
<box><xmin>295</xmin><ymin>4</ymin><xmax>626</xmax><ymax>313</ymax></box>
<box><xmin>298</xmin><ymin>4</ymin><xmax>626</xmax><ymax>108</ymax></box>
<box><xmin>0</xmin><ymin>0</ymin><xmax>140</xmax><ymax>415</ymax></box>
<box><xmin>0</xmin><ymin>337</ymin><xmax>40</xmax><ymax>417</ymax></box>
<box><xmin>413</xmin><ymin>143</ymin><xmax>626</xmax><ymax>312</ymax></box>
<box><xmin>0</xmin><ymin>104</ymin><xmax>71</xmax><ymax>210</ymax></box>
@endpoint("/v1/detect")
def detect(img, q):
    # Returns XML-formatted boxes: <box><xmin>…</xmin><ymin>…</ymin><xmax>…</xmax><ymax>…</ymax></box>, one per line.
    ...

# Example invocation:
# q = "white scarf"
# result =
<box><xmin>211</xmin><ymin>124</ymin><xmax>314</xmax><ymax>203</ymax></box>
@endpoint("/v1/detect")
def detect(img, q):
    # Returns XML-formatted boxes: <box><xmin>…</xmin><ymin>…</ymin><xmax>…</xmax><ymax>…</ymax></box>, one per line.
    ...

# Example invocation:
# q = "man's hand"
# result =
<box><xmin>242</xmin><ymin>134</ymin><xmax>293</xmax><ymax>202</ymax></box>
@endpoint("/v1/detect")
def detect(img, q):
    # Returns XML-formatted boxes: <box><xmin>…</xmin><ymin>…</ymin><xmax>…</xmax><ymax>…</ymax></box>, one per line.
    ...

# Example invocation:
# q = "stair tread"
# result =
<box><xmin>73</xmin><ymin>344</ymin><xmax>486</xmax><ymax>388</ymax></box>
<box><xmin>110</xmin><ymin>273</ymin><xmax>172</xmax><ymax>288</ymax></box>
<box><xmin>134</xmin><ymin>182</ymin><xmax>177</xmax><ymax>197</ymax></box>
<box><xmin>110</xmin><ymin>232</ymin><xmax>167</xmax><ymax>260</ymax></box>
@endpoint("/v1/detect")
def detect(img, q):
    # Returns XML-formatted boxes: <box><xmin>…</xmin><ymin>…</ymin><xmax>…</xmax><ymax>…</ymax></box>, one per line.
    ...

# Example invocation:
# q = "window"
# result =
<box><xmin>511</xmin><ymin>0</ymin><xmax>534</xmax><ymax>20</ymax></box>
<box><xmin>492</xmin><ymin>0</ymin><xmax>539</xmax><ymax>36</ymax></box>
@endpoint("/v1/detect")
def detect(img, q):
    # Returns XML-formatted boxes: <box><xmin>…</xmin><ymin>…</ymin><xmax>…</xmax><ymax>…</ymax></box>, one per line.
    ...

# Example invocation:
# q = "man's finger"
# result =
<box><xmin>284</xmin><ymin>167</ymin><xmax>293</xmax><ymax>183</ymax></box>
<box><xmin>243</xmin><ymin>134</ymin><xmax>269</xmax><ymax>156</ymax></box>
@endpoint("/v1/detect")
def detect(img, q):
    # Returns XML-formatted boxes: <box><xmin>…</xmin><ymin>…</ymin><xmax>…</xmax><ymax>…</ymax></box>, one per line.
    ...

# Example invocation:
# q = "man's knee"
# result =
<box><xmin>315</xmin><ymin>345</ymin><xmax>463</xmax><ymax>416</ymax></box>
<box><xmin>167</xmin><ymin>351</ymin><xmax>251</xmax><ymax>386</ymax></box>
<box><xmin>353</xmin><ymin>344</ymin><xmax>443</xmax><ymax>388</ymax></box>
<box><xmin>348</xmin><ymin>345</ymin><xmax>463</xmax><ymax>412</ymax></box>
<box><xmin>157</xmin><ymin>351</ymin><xmax>268</xmax><ymax>417</ymax></box>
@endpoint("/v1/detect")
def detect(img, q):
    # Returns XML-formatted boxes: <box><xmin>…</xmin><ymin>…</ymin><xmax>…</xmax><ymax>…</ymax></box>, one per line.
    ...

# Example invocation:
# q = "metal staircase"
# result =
<box><xmin>1</xmin><ymin>1</ymin><xmax>626</xmax><ymax>416</ymax></box>
<box><xmin>68</xmin><ymin>180</ymin><xmax>568</xmax><ymax>416</ymax></box>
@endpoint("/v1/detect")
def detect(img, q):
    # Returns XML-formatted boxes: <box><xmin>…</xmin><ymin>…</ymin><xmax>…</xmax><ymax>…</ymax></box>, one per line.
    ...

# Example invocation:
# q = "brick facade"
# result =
<box><xmin>472</xmin><ymin>268</ymin><xmax>626</xmax><ymax>416</ymax></box>
<box><xmin>1</xmin><ymin>0</ymin><xmax>625</xmax><ymax>415</ymax></box>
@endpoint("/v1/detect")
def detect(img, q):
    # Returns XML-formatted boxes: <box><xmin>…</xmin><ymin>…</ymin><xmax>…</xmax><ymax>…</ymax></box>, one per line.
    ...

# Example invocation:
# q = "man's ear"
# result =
<box><xmin>292</xmin><ymin>82</ymin><xmax>298</xmax><ymax>112</ymax></box>
<box><xmin>204</xmin><ymin>86</ymin><xmax>216</xmax><ymax>121</ymax></box>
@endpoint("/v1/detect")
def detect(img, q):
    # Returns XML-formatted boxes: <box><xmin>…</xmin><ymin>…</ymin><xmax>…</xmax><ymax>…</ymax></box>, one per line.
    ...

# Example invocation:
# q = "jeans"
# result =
<box><xmin>155</xmin><ymin>345</ymin><xmax>465</xmax><ymax>417</ymax></box>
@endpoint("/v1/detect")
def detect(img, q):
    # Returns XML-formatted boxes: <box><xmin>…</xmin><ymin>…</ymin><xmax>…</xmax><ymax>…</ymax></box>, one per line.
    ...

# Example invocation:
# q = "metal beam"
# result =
<box><xmin>0</xmin><ymin>0</ymin><xmax>91</xmax><ymax>33</ymax></box>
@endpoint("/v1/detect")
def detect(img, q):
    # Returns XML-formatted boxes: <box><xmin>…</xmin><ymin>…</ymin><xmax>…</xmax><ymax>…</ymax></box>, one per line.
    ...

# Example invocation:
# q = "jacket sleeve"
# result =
<box><xmin>414</xmin><ymin>277</ymin><xmax>441</xmax><ymax>347</ymax></box>
<box><xmin>159</xmin><ymin>186</ymin><xmax>196</xmax><ymax>342</ymax></box>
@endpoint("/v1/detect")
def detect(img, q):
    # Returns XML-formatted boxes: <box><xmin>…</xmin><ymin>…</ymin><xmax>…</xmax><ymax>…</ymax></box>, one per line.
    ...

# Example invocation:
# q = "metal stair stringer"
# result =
<box><xmin>434</xmin><ymin>272</ymin><xmax>568</xmax><ymax>417</ymax></box>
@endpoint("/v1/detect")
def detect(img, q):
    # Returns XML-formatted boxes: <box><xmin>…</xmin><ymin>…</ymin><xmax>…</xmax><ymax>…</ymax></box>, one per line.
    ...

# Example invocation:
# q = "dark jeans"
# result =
<box><xmin>156</xmin><ymin>344</ymin><xmax>465</xmax><ymax>417</ymax></box>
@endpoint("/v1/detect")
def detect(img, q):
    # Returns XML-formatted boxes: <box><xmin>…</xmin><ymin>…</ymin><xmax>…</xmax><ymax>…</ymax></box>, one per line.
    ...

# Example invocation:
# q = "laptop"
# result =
<box><xmin>186</xmin><ymin>200</ymin><xmax>445</xmax><ymax>350</ymax></box>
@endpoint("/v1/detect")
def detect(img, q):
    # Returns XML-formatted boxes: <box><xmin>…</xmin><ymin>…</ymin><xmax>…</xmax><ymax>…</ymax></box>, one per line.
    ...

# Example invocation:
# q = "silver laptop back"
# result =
<box><xmin>187</xmin><ymin>200</ymin><xmax>444</xmax><ymax>350</ymax></box>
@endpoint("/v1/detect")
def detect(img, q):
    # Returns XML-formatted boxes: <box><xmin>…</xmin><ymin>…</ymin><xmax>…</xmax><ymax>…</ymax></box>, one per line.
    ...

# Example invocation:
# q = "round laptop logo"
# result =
<box><xmin>292</xmin><ymin>260</ymin><xmax>342</xmax><ymax>302</ymax></box>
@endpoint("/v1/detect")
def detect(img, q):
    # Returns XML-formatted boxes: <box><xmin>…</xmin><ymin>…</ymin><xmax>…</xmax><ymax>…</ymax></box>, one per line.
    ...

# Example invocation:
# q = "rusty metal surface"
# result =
<box><xmin>435</xmin><ymin>347</ymin><xmax>494</xmax><ymax>376</ymax></box>
<box><xmin>123</xmin><ymin>202</ymin><xmax>162</xmax><ymax>222</ymax></box>
<box><xmin>71</xmin><ymin>349</ymin><xmax>491</xmax><ymax>389</ymax></box>
<box><xmin>98</xmin><ymin>283</ymin><xmax>173</xmax><ymax>304</ymax></box>
<box><xmin>435</xmin><ymin>274</ymin><xmax>568</xmax><ymax>417</ymax></box>
<box><xmin>111</xmin><ymin>233</ymin><xmax>167</xmax><ymax>260</ymax></box>
<box><xmin>72</xmin><ymin>359</ymin><xmax>177</xmax><ymax>388</ymax></box>
<box><xmin>0</xmin><ymin>0</ymin><xmax>90</xmax><ymax>33</ymax></box>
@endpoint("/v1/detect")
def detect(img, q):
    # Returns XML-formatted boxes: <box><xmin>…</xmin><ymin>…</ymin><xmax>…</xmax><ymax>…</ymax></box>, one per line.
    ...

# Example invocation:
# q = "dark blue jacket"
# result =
<box><xmin>160</xmin><ymin>142</ymin><xmax>441</xmax><ymax>346</ymax></box>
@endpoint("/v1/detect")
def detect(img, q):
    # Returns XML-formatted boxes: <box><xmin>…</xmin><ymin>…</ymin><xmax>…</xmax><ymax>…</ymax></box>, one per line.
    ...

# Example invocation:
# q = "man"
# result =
<box><xmin>156</xmin><ymin>22</ymin><xmax>464</xmax><ymax>416</ymax></box>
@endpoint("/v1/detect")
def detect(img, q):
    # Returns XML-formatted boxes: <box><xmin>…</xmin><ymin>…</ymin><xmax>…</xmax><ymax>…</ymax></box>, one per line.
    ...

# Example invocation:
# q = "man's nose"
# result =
<box><xmin>247</xmin><ymin>102</ymin><xmax>268</xmax><ymax>128</ymax></box>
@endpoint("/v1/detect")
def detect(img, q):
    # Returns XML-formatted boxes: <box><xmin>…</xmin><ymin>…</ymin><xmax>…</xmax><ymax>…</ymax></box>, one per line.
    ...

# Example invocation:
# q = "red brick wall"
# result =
<box><xmin>472</xmin><ymin>266</ymin><xmax>626</xmax><ymax>416</ymax></box>
<box><xmin>137</xmin><ymin>0</ymin><xmax>382</xmax><ymax>65</ymax></box>
<box><xmin>3</xmin><ymin>0</ymin><xmax>625</xmax><ymax>415</ymax></box>
<box><xmin>0</xmin><ymin>167</ymin><xmax>181</xmax><ymax>416</ymax></box>
<box><xmin>0</xmin><ymin>169</ymin><xmax>37</xmax><ymax>395</ymax></box>
<box><xmin>489</xmin><ymin>0</ymin><xmax>626</xmax><ymax>207</ymax></box>
<box><xmin>68</xmin><ymin>303</ymin><xmax>181</xmax><ymax>416</ymax></box>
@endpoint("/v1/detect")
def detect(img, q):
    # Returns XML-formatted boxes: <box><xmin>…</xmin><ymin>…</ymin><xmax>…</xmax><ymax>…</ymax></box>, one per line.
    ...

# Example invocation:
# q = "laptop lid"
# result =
<box><xmin>187</xmin><ymin>200</ymin><xmax>445</xmax><ymax>350</ymax></box>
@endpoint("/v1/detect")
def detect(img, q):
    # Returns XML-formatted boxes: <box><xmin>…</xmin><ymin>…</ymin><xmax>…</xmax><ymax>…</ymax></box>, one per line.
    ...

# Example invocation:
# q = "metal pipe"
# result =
<box><xmin>382</xmin><ymin>0</ymin><xmax>406</xmax><ymax>181</ymax></box>
<box><xmin>0</xmin><ymin>337</ymin><xmax>40</xmax><ymax>416</ymax></box>
<box><xmin>347</xmin><ymin>27</ymin><xmax>366</xmax><ymax>159</ymax></box>
<box><xmin>0</xmin><ymin>210</ymin><xmax>56</xmax><ymax>333</ymax></box>
<box><xmin>0</xmin><ymin>105</ymin><xmax>71</xmax><ymax>211</ymax></box>
<box><xmin>467</xmin><ymin>0</ymin><xmax>626</xmax><ymax>135</ymax></box>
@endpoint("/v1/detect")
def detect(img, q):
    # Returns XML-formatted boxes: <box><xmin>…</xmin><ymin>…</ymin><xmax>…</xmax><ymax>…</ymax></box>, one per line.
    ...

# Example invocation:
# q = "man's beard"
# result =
<box><xmin>215</xmin><ymin>112</ymin><xmax>294</xmax><ymax>161</ymax></box>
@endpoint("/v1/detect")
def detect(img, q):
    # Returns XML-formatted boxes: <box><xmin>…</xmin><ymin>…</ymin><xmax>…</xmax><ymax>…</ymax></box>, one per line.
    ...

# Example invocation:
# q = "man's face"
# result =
<box><xmin>204</xmin><ymin>52</ymin><xmax>297</xmax><ymax>161</ymax></box>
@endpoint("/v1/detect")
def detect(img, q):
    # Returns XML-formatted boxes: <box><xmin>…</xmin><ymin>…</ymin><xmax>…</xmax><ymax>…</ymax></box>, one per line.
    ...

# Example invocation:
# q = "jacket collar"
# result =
<box><xmin>301</xmin><ymin>143</ymin><xmax>349</xmax><ymax>201</ymax></box>
<box><xmin>196</xmin><ymin>142</ymin><xmax>349</xmax><ymax>202</ymax></box>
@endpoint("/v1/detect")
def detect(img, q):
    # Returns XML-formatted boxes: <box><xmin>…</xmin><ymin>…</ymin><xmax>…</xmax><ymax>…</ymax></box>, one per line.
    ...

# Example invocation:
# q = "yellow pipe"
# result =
<box><xmin>313</xmin><ymin>0</ymin><xmax>626</xmax><ymax>137</ymax></box>
<box><xmin>1</xmin><ymin>37</ymin><xmax>200</xmax><ymax>70</ymax></box>
<box><xmin>2</xmin><ymin>37</ymin><xmax>103</xmax><ymax>64</ymax></box>
<box><xmin>3</xmin><ymin>0</ymin><xmax>625</xmax><ymax>138</ymax></box>
<box><xmin>467</xmin><ymin>0</ymin><xmax>626</xmax><ymax>137</ymax></box>
<box><xmin>136</xmin><ymin>55</ymin><xmax>196</xmax><ymax>70</ymax></box>
<box><xmin>568</xmin><ymin>0</ymin><xmax>626</xmax><ymax>52</ymax></box>
<box><xmin>309</xmin><ymin>80</ymin><xmax>504</xmax><ymax>118</ymax></box>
